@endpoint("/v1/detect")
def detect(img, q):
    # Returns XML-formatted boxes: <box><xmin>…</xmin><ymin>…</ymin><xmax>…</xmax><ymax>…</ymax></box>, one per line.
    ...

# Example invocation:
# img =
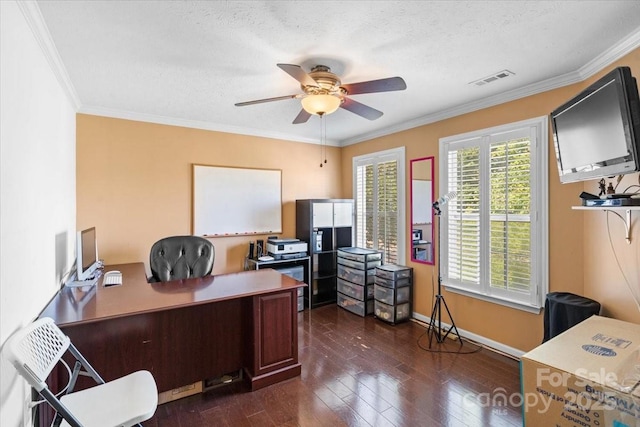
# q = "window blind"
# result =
<box><xmin>447</xmin><ymin>145</ymin><xmax>481</xmax><ymax>285</ymax></box>
<box><xmin>355</xmin><ymin>164</ymin><xmax>374</xmax><ymax>249</ymax></box>
<box><xmin>376</xmin><ymin>160</ymin><xmax>399</xmax><ymax>264</ymax></box>
<box><xmin>440</xmin><ymin>117</ymin><xmax>548</xmax><ymax>311</ymax></box>
<box><xmin>489</xmin><ymin>137</ymin><xmax>531</xmax><ymax>294</ymax></box>
<box><xmin>353</xmin><ymin>147</ymin><xmax>405</xmax><ymax>265</ymax></box>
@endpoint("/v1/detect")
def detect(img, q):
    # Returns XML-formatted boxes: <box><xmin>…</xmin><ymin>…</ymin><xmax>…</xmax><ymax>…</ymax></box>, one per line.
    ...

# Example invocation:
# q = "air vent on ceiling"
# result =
<box><xmin>470</xmin><ymin>70</ymin><xmax>515</xmax><ymax>87</ymax></box>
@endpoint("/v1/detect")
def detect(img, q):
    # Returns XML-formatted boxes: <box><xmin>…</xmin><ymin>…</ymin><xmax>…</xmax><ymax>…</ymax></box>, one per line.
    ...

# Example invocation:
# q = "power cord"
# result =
<box><xmin>60</xmin><ymin>261</ymin><xmax>78</xmax><ymax>287</ymax></box>
<box><xmin>613</xmin><ymin>174</ymin><xmax>624</xmax><ymax>192</ymax></box>
<box><xmin>606</xmin><ymin>211</ymin><xmax>640</xmax><ymax>311</ymax></box>
<box><xmin>416</xmin><ymin>328</ymin><xmax>483</xmax><ymax>354</ymax></box>
<box><xmin>621</xmin><ymin>184</ymin><xmax>640</xmax><ymax>194</ymax></box>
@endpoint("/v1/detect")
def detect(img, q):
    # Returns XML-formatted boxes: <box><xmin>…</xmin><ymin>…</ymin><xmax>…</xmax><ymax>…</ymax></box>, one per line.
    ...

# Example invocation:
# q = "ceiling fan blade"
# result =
<box><xmin>293</xmin><ymin>109</ymin><xmax>312</xmax><ymax>124</ymax></box>
<box><xmin>235</xmin><ymin>94</ymin><xmax>300</xmax><ymax>107</ymax></box>
<box><xmin>277</xmin><ymin>63</ymin><xmax>318</xmax><ymax>87</ymax></box>
<box><xmin>340</xmin><ymin>97</ymin><xmax>383</xmax><ymax>120</ymax></box>
<box><xmin>341</xmin><ymin>76</ymin><xmax>407</xmax><ymax>95</ymax></box>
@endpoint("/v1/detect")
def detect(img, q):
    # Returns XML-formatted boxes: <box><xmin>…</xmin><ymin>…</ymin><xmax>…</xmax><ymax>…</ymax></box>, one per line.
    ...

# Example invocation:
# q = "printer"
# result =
<box><xmin>266</xmin><ymin>238</ymin><xmax>308</xmax><ymax>259</ymax></box>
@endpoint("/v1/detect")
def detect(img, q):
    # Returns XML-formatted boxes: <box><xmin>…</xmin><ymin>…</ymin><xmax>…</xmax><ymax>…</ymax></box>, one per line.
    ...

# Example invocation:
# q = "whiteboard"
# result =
<box><xmin>412</xmin><ymin>180</ymin><xmax>433</xmax><ymax>224</ymax></box>
<box><xmin>192</xmin><ymin>165</ymin><xmax>282</xmax><ymax>236</ymax></box>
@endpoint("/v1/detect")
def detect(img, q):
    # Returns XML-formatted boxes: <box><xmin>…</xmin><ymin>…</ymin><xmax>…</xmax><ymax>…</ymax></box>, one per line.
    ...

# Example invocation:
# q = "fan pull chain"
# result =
<box><xmin>319</xmin><ymin>113</ymin><xmax>327</xmax><ymax>167</ymax></box>
<box><xmin>324</xmin><ymin>115</ymin><xmax>327</xmax><ymax>165</ymax></box>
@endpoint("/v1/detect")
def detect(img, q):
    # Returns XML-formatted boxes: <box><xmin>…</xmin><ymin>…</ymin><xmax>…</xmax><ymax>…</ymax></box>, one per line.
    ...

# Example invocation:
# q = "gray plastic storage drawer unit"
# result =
<box><xmin>336</xmin><ymin>247</ymin><xmax>382</xmax><ymax>317</ymax></box>
<box><xmin>374</xmin><ymin>264</ymin><xmax>413</xmax><ymax>324</ymax></box>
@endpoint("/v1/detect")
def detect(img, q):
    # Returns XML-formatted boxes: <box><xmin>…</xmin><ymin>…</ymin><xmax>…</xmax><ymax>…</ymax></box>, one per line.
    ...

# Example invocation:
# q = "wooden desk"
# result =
<box><xmin>39</xmin><ymin>263</ymin><xmax>303</xmax><ymax>395</ymax></box>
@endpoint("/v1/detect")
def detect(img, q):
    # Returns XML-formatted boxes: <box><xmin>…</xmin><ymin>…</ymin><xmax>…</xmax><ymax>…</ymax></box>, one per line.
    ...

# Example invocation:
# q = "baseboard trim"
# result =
<box><xmin>411</xmin><ymin>312</ymin><xmax>526</xmax><ymax>360</ymax></box>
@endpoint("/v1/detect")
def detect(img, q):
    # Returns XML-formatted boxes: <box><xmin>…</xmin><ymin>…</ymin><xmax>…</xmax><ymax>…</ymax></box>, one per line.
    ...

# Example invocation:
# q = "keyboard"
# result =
<box><xmin>103</xmin><ymin>270</ymin><xmax>122</xmax><ymax>286</ymax></box>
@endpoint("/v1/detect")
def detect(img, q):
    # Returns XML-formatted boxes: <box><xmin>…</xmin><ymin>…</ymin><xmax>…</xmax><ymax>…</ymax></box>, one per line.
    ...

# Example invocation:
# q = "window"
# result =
<box><xmin>439</xmin><ymin>117</ymin><xmax>548</xmax><ymax>312</ymax></box>
<box><xmin>353</xmin><ymin>147</ymin><xmax>406</xmax><ymax>265</ymax></box>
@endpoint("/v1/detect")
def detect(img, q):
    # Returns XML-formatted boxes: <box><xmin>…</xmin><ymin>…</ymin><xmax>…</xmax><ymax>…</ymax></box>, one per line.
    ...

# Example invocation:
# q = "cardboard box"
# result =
<box><xmin>521</xmin><ymin>316</ymin><xmax>640</xmax><ymax>427</ymax></box>
<box><xmin>157</xmin><ymin>381</ymin><xmax>203</xmax><ymax>405</ymax></box>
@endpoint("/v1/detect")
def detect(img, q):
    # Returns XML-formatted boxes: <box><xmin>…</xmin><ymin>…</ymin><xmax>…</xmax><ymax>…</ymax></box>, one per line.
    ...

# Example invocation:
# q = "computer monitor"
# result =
<box><xmin>76</xmin><ymin>227</ymin><xmax>99</xmax><ymax>281</ymax></box>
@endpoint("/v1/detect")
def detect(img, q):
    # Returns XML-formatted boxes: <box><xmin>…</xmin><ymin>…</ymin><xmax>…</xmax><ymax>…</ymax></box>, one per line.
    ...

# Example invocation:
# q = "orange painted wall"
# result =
<box><xmin>580</xmin><ymin>49</ymin><xmax>640</xmax><ymax>325</ymax></box>
<box><xmin>76</xmin><ymin>115</ymin><xmax>342</xmax><ymax>276</ymax></box>
<box><xmin>582</xmin><ymin>172</ymin><xmax>640</xmax><ymax>324</ymax></box>
<box><xmin>341</xmin><ymin>48</ymin><xmax>640</xmax><ymax>351</ymax></box>
<box><xmin>340</xmin><ymin>101</ymin><xmax>584</xmax><ymax>352</ymax></box>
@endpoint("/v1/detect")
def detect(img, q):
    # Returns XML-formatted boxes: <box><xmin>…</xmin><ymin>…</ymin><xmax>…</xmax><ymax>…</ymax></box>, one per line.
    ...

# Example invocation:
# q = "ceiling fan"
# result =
<box><xmin>235</xmin><ymin>63</ymin><xmax>407</xmax><ymax>124</ymax></box>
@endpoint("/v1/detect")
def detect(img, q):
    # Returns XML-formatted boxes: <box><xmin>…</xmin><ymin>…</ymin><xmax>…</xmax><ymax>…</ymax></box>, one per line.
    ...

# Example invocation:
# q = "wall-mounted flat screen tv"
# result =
<box><xmin>551</xmin><ymin>66</ymin><xmax>640</xmax><ymax>184</ymax></box>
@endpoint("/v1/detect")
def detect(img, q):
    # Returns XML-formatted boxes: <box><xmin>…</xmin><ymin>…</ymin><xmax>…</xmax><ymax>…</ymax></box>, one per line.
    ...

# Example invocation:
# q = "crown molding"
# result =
<box><xmin>21</xmin><ymin>0</ymin><xmax>640</xmax><ymax>149</ymax></box>
<box><xmin>579</xmin><ymin>27</ymin><xmax>640</xmax><ymax>79</ymax></box>
<box><xmin>18</xmin><ymin>0</ymin><xmax>81</xmax><ymax>110</ymax></box>
<box><xmin>340</xmin><ymin>71</ymin><xmax>582</xmax><ymax>146</ymax></box>
<box><xmin>78</xmin><ymin>106</ymin><xmax>341</xmax><ymax>146</ymax></box>
<box><xmin>341</xmin><ymin>27</ymin><xmax>640</xmax><ymax>147</ymax></box>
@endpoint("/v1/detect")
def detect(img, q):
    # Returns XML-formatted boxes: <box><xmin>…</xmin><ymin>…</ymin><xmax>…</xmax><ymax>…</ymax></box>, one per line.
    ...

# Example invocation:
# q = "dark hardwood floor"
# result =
<box><xmin>146</xmin><ymin>304</ymin><xmax>523</xmax><ymax>427</ymax></box>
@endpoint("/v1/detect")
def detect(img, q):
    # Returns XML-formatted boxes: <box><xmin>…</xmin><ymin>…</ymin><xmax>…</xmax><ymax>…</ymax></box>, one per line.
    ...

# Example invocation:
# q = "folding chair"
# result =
<box><xmin>4</xmin><ymin>317</ymin><xmax>157</xmax><ymax>427</ymax></box>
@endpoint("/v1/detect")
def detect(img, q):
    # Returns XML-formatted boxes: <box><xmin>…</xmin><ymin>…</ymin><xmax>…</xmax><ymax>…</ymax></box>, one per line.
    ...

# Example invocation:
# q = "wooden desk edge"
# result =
<box><xmin>40</xmin><ymin>263</ymin><xmax>306</xmax><ymax>327</ymax></box>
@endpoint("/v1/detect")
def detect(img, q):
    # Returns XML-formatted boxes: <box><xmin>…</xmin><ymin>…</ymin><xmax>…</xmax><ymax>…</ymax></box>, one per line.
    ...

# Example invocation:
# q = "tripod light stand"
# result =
<box><xmin>428</xmin><ymin>192</ymin><xmax>461</xmax><ymax>348</ymax></box>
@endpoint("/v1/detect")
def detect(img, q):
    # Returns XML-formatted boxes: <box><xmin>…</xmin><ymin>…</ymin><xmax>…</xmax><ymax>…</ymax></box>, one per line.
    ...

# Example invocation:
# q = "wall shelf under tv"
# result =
<box><xmin>572</xmin><ymin>206</ymin><xmax>640</xmax><ymax>244</ymax></box>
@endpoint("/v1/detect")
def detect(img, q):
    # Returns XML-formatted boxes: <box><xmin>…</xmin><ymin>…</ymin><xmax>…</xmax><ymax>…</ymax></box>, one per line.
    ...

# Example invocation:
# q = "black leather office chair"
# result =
<box><xmin>149</xmin><ymin>236</ymin><xmax>214</xmax><ymax>282</ymax></box>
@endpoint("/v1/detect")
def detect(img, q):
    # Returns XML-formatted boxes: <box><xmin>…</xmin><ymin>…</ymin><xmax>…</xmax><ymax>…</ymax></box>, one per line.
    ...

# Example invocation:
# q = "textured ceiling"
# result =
<box><xmin>33</xmin><ymin>1</ymin><xmax>640</xmax><ymax>145</ymax></box>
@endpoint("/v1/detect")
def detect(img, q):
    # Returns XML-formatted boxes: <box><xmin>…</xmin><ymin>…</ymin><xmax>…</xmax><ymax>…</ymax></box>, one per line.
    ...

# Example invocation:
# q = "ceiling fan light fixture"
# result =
<box><xmin>236</xmin><ymin>63</ymin><xmax>406</xmax><ymax>124</ymax></box>
<box><xmin>301</xmin><ymin>94</ymin><xmax>341</xmax><ymax>116</ymax></box>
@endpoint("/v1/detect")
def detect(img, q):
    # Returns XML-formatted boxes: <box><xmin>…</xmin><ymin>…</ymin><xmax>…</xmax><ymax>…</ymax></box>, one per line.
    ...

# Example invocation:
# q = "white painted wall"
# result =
<box><xmin>0</xmin><ymin>2</ymin><xmax>76</xmax><ymax>426</ymax></box>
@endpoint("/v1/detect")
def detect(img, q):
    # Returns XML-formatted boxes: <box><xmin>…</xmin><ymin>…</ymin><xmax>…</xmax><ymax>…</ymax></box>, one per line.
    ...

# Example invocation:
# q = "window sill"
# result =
<box><xmin>443</xmin><ymin>283</ymin><xmax>543</xmax><ymax>314</ymax></box>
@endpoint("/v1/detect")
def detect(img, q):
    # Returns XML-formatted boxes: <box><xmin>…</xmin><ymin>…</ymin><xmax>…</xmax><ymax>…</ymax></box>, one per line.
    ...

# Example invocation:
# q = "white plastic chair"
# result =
<box><xmin>4</xmin><ymin>317</ymin><xmax>158</xmax><ymax>427</ymax></box>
